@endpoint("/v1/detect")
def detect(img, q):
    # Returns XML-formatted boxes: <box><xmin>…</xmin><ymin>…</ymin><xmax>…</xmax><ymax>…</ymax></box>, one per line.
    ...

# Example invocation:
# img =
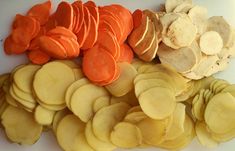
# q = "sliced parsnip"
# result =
<box><xmin>70</xmin><ymin>84</ymin><xmax>108</xmax><ymax>122</ymax></box>
<box><xmin>105</xmin><ymin>62</ymin><xmax>137</xmax><ymax>97</ymax></box>
<box><xmin>33</xmin><ymin>61</ymin><xmax>75</xmax><ymax>105</ymax></box>
<box><xmin>92</xmin><ymin>102</ymin><xmax>130</xmax><ymax>143</ymax></box>
<box><xmin>110</xmin><ymin>122</ymin><xmax>142</xmax><ymax>148</ymax></box>
<box><xmin>1</xmin><ymin>106</ymin><xmax>42</xmax><ymax>145</ymax></box>
<box><xmin>34</xmin><ymin>105</ymin><xmax>55</xmax><ymax>125</ymax></box>
<box><xmin>93</xmin><ymin>96</ymin><xmax>110</xmax><ymax>113</ymax></box>
<box><xmin>139</xmin><ymin>87</ymin><xmax>176</xmax><ymax>120</ymax></box>
<box><xmin>165</xmin><ymin>0</ymin><xmax>192</xmax><ymax>13</ymax></box>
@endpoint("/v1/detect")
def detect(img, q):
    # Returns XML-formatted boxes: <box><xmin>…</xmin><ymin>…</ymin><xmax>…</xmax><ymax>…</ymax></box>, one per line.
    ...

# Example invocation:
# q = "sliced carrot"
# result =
<box><xmin>72</xmin><ymin>1</ymin><xmax>84</xmax><ymax>33</ymax></box>
<box><xmin>97</xmin><ymin>29</ymin><xmax>120</xmax><ymax>60</ymax></box>
<box><xmin>84</xmin><ymin>2</ymin><xmax>99</xmax><ymax>23</ymax></box>
<box><xmin>82</xmin><ymin>6</ymin><xmax>91</xmax><ymax>44</ymax></box>
<box><xmin>26</xmin><ymin>0</ymin><xmax>51</xmax><ymax>25</ymax></box>
<box><xmin>55</xmin><ymin>2</ymin><xmax>73</xmax><ymax>30</ymax></box>
<box><xmin>99</xmin><ymin>20</ymin><xmax>116</xmax><ymax>36</ymax></box>
<box><xmin>118</xmin><ymin>43</ymin><xmax>134</xmax><ymax>63</ymax></box>
<box><xmin>29</xmin><ymin>27</ymin><xmax>46</xmax><ymax>51</ymax></box>
<box><xmin>47</xmin><ymin>26</ymin><xmax>77</xmax><ymax>40</ymax></box>
<box><xmin>84</xmin><ymin>1</ymin><xmax>96</xmax><ymax>7</ymax></box>
<box><xmin>44</xmin><ymin>13</ymin><xmax>56</xmax><ymax>32</ymax></box>
<box><xmin>11</xmin><ymin>28</ymin><xmax>32</xmax><ymax>46</ymax></box>
<box><xmin>4</xmin><ymin>36</ymin><xmax>29</xmax><ymax>54</ymax></box>
<box><xmin>76</xmin><ymin>19</ymin><xmax>87</xmax><ymax>47</ymax></box>
<box><xmin>72</xmin><ymin>3</ymin><xmax>80</xmax><ymax>33</ymax></box>
<box><xmin>82</xmin><ymin>44</ymin><xmax>116</xmax><ymax>82</ymax></box>
<box><xmin>81</xmin><ymin>15</ymin><xmax>98</xmax><ymax>50</ymax></box>
<box><xmin>39</xmin><ymin>35</ymin><xmax>67</xmax><ymax>59</ymax></box>
<box><xmin>132</xmin><ymin>9</ymin><xmax>143</xmax><ymax>28</ymax></box>
<box><xmin>31</xmin><ymin>19</ymin><xmax>41</xmax><ymax>39</ymax></box>
<box><xmin>28</xmin><ymin>48</ymin><xmax>50</xmax><ymax>65</ymax></box>
<box><xmin>70</xmin><ymin>38</ymin><xmax>81</xmax><ymax>57</ymax></box>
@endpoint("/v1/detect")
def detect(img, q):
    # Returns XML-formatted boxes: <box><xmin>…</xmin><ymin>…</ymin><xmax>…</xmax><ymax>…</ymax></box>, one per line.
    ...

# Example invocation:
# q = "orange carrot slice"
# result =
<box><xmin>55</xmin><ymin>2</ymin><xmax>73</xmax><ymax>30</ymax></box>
<box><xmin>39</xmin><ymin>35</ymin><xmax>67</xmax><ymax>59</ymax></box>
<box><xmin>27</xmin><ymin>1</ymin><xmax>51</xmax><ymax>25</ymax></box>
<box><xmin>47</xmin><ymin>26</ymin><xmax>77</xmax><ymax>40</ymax></box>
<box><xmin>11</xmin><ymin>28</ymin><xmax>32</xmax><ymax>46</ymax></box>
<box><xmin>99</xmin><ymin>20</ymin><xmax>116</xmax><ymax>37</ymax></box>
<box><xmin>4</xmin><ymin>36</ymin><xmax>29</xmax><ymax>54</ymax></box>
<box><xmin>84</xmin><ymin>2</ymin><xmax>99</xmax><ymax>23</ymax></box>
<box><xmin>84</xmin><ymin>1</ymin><xmax>96</xmax><ymax>7</ymax></box>
<box><xmin>72</xmin><ymin>3</ymin><xmax>80</xmax><ymax>33</ymax></box>
<box><xmin>118</xmin><ymin>43</ymin><xmax>134</xmax><ymax>63</ymax></box>
<box><xmin>72</xmin><ymin>1</ymin><xmax>84</xmax><ymax>33</ymax></box>
<box><xmin>132</xmin><ymin>9</ymin><xmax>143</xmax><ymax>28</ymax></box>
<box><xmin>44</xmin><ymin>13</ymin><xmax>56</xmax><ymax>32</ymax></box>
<box><xmin>28</xmin><ymin>48</ymin><xmax>50</xmax><ymax>65</ymax></box>
<box><xmin>70</xmin><ymin>38</ymin><xmax>81</xmax><ymax>56</ymax></box>
<box><xmin>82</xmin><ymin>44</ymin><xmax>116</xmax><ymax>82</ymax></box>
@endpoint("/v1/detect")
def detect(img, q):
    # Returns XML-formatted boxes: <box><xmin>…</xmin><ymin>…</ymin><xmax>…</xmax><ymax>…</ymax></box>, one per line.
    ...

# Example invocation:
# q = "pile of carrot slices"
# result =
<box><xmin>4</xmin><ymin>0</ymin><xmax>134</xmax><ymax>86</ymax></box>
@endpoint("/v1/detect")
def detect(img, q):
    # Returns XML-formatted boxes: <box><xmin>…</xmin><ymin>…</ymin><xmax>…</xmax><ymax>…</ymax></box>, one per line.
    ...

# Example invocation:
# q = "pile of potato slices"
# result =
<box><xmin>128</xmin><ymin>0</ymin><xmax>235</xmax><ymax>80</ymax></box>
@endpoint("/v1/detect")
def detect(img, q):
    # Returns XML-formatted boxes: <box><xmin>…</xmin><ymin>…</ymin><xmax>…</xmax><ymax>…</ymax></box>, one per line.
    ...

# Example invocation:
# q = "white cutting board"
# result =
<box><xmin>0</xmin><ymin>0</ymin><xmax>235</xmax><ymax>151</ymax></box>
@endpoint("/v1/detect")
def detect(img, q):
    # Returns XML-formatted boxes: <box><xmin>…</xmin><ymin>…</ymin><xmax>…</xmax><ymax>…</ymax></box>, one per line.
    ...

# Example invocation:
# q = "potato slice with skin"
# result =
<box><xmin>1</xmin><ymin>106</ymin><xmax>42</xmax><ymax>145</ymax></box>
<box><xmin>205</xmin><ymin>93</ymin><xmax>235</xmax><ymax>134</ymax></box>
<box><xmin>92</xmin><ymin>102</ymin><xmax>130</xmax><ymax>143</ymax></box>
<box><xmin>111</xmin><ymin>122</ymin><xmax>142</xmax><ymax>148</ymax></box>
<box><xmin>33</xmin><ymin>61</ymin><xmax>75</xmax><ymax>105</ymax></box>
<box><xmin>70</xmin><ymin>84</ymin><xmax>108</xmax><ymax>122</ymax></box>
<box><xmin>165</xmin><ymin>103</ymin><xmax>186</xmax><ymax>140</ymax></box>
<box><xmin>165</xmin><ymin>0</ymin><xmax>192</xmax><ymax>13</ymax></box>
<box><xmin>105</xmin><ymin>62</ymin><xmax>137</xmax><ymax>97</ymax></box>
<box><xmin>85</xmin><ymin>121</ymin><xmax>116</xmax><ymax>151</ymax></box>
<box><xmin>13</xmin><ymin>65</ymin><xmax>41</xmax><ymax>93</ymax></box>
<box><xmin>52</xmin><ymin>109</ymin><xmax>70</xmax><ymax>132</ymax></box>
<box><xmin>34</xmin><ymin>105</ymin><xmax>55</xmax><ymax>125</ymax></box>
<box><xmin>199</xmin><ymin>31</ymin><xmax>223</xmax><ymax>55</ymax></box>
<box><xmin>93</xmin><ymin>96</ymin><xmax>110</xmax><ymax>113</ymax></box>
<box><xmin>56</xmin><ymin>114</ymin><xmax>85</xmax><ymax>151</ymax></box>
<box><xmin>196</xmin><ymin>122</ymin><xmax>218</xmax><ymax>148</ymax></box>
<box><xmin>139</xmin><ymin>87</ymin><xmax>176</xmax><ymax>119</ymax></box>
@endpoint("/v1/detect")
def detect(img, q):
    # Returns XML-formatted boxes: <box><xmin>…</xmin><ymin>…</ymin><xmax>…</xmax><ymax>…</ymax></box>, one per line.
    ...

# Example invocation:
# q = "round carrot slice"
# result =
<box><xmin>39</xmin><ymin>36</ymin><xmax>67</xmax><ymax>59</ymax></box>
<box><xmin>84</xmin><ymin>3</ymin><xmax>99</xmax><ymax>23</ymax></box>
<box><xmin>82</xmin><ymin>44</ymin><xmax>116</xmax><ymax>82</ymax></box>
<box><xmin>4</xmin><ymin>36</ymin><xmax>28</xmax><ymax>55</ymax></box>
<box><xmin>47</xmin><ymin>26</ymin><xmax>77</xmax><ymax>40</ymax></box>
<box><xmin>118</xmin><ymin>43</ymin><xmax>134</xmax><ymax>63</ymax></box>
<box><xmin>55</xmin><ymin>2</ymin><xmax>73</xmax><ymax>30</ymax></box>
<box><xmin>133</xmin><ymin>9</ymin><xmax>143</xmax><ymax>28</ymax></box>
<box><xmin>45</xmin><ymin>14</ymin><xmax>56</xmax><ymax>32</ymax></box>
<box><xmin>76</xmin><ymin>20</ymin><xmax>87</xmax><ymax>47</ymax></box>
<box><xmin>11</xmin><ymin>28</ymin><xmax>32</xmax><ymax>46</ymax></box>
<box><xmin>82</xmin><ymin>6</ymin><xmax>91</xmax><ymax>43</ymax></box>
<box><xmin>99</xmin><ymin>20</ymin><xmax>116</xmax><ymax>37</ymax></box>
<box><xmin>84</xmin><ymin>1</ymin><xmax>96</xmax><ymax>7</ymax></box>
<box><xmin>70</xmin><ymin>38</ymin><xmax>80</xmax><ymax>57</ymax></box>
<box><xmin>72</xmin><ymin>3</ymin><xmax>80</xmax><ymax>33</ymax></box>
<box><xmin>72</xmin><ymin>1</ymin><xmax>84</xmax><ymax>34</ymax></box>
<box><xmin>28</xmin><ymin>48</ymin><xmax>50</xmax><ymax>65</ymax></box>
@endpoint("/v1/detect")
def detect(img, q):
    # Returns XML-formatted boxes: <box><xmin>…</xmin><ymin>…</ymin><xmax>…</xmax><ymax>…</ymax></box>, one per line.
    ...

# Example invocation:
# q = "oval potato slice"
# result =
<box><xmin>93</xmin><ymin>96</ymin><xmax>110</xmax><ymax>113</ymax></box>
<box><xmin>34</xmin><ymin>105</ymin><xmax>55</xmax><ymax>125</ymax></box>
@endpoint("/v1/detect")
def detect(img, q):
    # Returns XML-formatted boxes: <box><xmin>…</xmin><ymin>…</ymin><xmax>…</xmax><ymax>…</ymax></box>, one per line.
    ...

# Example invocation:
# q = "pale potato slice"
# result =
<box><xmin>124</xmin><ymin>111</ymin><xmax>148</xmax><ymax>124</ymax></box>
<box><xmin>199</xmin><ymin>31</ymin><xmax>223</xmax><ymax>55</ymax></box>
<box><xmin>221</xmin><ymin>84</ymin><xmax>235</xmax><ymax>97</ymax></box>
<box><xmin>110</xmin><ymin>89</ymin><xmax>139</xmax><ymax>106</ymax></box>
<box><xmin>105</xmin><ymin>62</ymin><xmax>137</xmax><ymax>97</ymax></box>
<box><xmin>92</xmin><ymin>102</ymin><xmax>130</xmax><ymax>142</ymax></box>
<box><xmin>167</xmin><ymin>16</ymin><xmax>197</xmax><ymax>47</ymax></box>
<box><xmin>36</xmin><ymin>98</ymin><xmax>66</xmax><ymax>111</ymax></box>
<box><xmin>218</xmin><ymin>48</ymin><xmax>231</xmax><ymax>60</ymax></box>
<box><xmin>5</xmin><ymin>92</ymin><xmax>18</xmax><ymax>107</ymax></box>
<box><xmin>34</xmin><ymin>105</ymin><xmax>55</xmax><ymax>125</ymax></box>
<box><xmin>55</xmin><ymin>60</ymin><xmax>79</xmax><ymax>68</ymax></box>
<box><xmin>137</xmin><ymin>64</ymin><xmax>155</xmax><ymax>73</ymax></box>
<box><xmin>210</xmin><ymin>79</ymin><xmax>229</xmax><ymax>94</ymax></box>
<box><xmin>1</xmin><ymin>106</ymin><xmax>42</xmax><ymax>145</ymax></box>
<box><xmin>110</xmin><ymin>122</ymin><xmax>142</xmax><ymax>148</ymax></box>
<box><xmin>56</xmin><ymin>114</ymin><xmax>85</xmax><ymax>151</ymax></box>
<box><xmin>190</xmin><ymin>41</ymin><xmax>203</xmax><ymax>64</ymax></box>
<box><xmin>72</xmin><ymin>133</ymin><xmax>95</xmax><ymax>151</ymax></box>
<box><xmin>70</xmin><ymin>84</ymin><xmax>108</xmax><ymax>122</ymax></box>
<box><xmin>33</xmin><ymin>61</ymin><xmax>75</xmax><ymax>105</ymax></box>
<box><xmin>165</xmin><ymin>0</ymin><xmax>192</xmax><ymax>13</ymax></box>
<box><xmin>192</xmin><ymin>89</ymin><xmax>206</xmax><ymax>121</ymax></box>
<box><xmin>139</xmin><ymin>87</ymin><xmax>176</xmax><ymax>119</ymax></box>
<box><xmin>93</xmin><ymin>96</ymin><xmax>110</xmax><ymax>113</ymax></box>
<box><xmin>127</xmin><ymin>106</ymin><xmax>142</xmax><ymax>114</ymax></box>
<box><xmin>196</xmin><ymin>122</ymin><xmax>218</xmax><ymax>148</ymax></box>
<box><xmin>165</xmin><ymin>103</ymin><xmax>186</xmax><ymax>140</ymax></box>
<box><xmin>203</xmin><ymin>89</ymin><xmax>214</xmax><ymax>104</ymax></box>
<box><xmin>207</xmin><ymin>16</ymin><xmax>233</xmax><ymax>47</ymax></box>
<box><xmin>13</xmin><ymin>65</ymin><xmax>40</xmax><ymax>93</ymax></box>
<box><xmin>188</xmin><ymin>5</ymin><xmax>208</xmax><ymax>35</ymax></box>
<box><xmin>158</xmin><ymin>43</ymin><xmax>197</xmax><ymax>73</ymax></box>
<box><xmin>128</xmin><ymin>15</ymin><xmax>149</xmax><ymax>47</ymax></box>
<box><xmin>52</xmin><ymin>109</ymin><xmax>70</xmax><ymax>132</ymax></box>
<box><xmin>205</xmin><ymin>93</ymin><xmax>235</xmax><ymax>134</ymax></box>
<box><xmin>131</xmin><ymin>58</ymin><xmax>145</xmax><ymax>70</ymax></box>
<box><xmin>12</xmin><ymin>84</ymin><xmax>36</xmax><ymax>104</ymax></box>
<box><xmin>73</xmin><ymin>68</ymin><xmax>84</xmax><ymax>80</ymax></box>
<box><xmin>176</xmin><ymin>81</ymin><xmax>194</xmax><ymax>102</ymax></box>
<box><xmin>137</xmin><ymin>117</ymin><xmax>169</xmax><ymax>145</ymax></box>
<box><xmin>211</xmin><ymin>127</ymin><xmax>235</xmax><ymax>142</ymax></box>
<box><xmin>85</xmin><ymin>121</ymin><xmax>116</xmax><ymax>151</ymax></box>
<box><xmin>173</xmin><ymin>2</ymin><xmax>193</xmax><ymax>13</ymax></box>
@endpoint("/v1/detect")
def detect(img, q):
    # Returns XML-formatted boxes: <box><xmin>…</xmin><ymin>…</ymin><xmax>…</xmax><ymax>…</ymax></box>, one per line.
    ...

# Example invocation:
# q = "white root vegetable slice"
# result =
<box><xmin>92</xmin><ymin>102</ymin><xmax>130</xmax><ymax>143</ymax></box>
<box><xmin>33</xmin><ymin>62</ymin><xmax>75</xmax><ymax>105</ymax></box>
<box><xmin>173</xmin><ymin>2</ymin><xmax>193</xmax><ymax>13</ymax></box>
<box><xmin>93</xmin><ymin>96</ymin><xmax>110</xmax><ymax>113</ymax></box>
<box><xmin>34</xmin><ymin>105</ymin><xmax>55</xmax><ymax>125</ymax></box>
<box><xmin>205</xmin><ymin>93</ymin><xmax>235</xmax><ymax>134</ymax></box>
<box><xmin>139</xmin><ymin>87</ymin><xmax>176</xmax><ymax>120</ymax></box>
<box><xmin>110</xmin><ymin>122</ymin><xmax>142</xmax><ymax>148</ymax></box>
<box><xmin>1</xmin><ymin>106</ymin><xmax>42</xmax><ymax>145</ymax></box>
<box><xmin>165</xmin><ymin>0</ymin><xmax>192</xmax><ymax>13</ymax></box>
<box><xmin>70</xmin><ymin>84</ymin><xmax>108</xmax><ymax>122</ymax></box>
<box><xmin>199</xmin><ymin>31</ymin><xmax>223</xmax><ymax>55</ymax></box>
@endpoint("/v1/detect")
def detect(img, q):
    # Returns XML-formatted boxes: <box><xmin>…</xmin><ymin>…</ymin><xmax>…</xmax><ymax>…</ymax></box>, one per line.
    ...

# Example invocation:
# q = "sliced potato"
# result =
<box><xmin>93</xmin><ymin>96</ymin><xmax>110</xmax><ymax>113</ymax></box>
<box><xmin>127</xmin><ymin>106</ymin><xmax>142</xmax><ymax>114</ymax></box>
<box><xmin>72</xmin><ymin>133</ymin><xmax>95</xmax><ymax>151</ymax></box>
<box><xmin>55</xmin><ymin>60</ymin><xmax>79</xmax><ymax>68</ymax></box>
<box><xmin>52</xmin><ymin>109</ymin><xmax>70</xmax><ymax>132</ymax></box>
<box><xmin>5</xmin><ymin>92</ymin><xmax>18</xmax><ymax>107</ymax></box>
<box><xmin>192</xmin><ymin>89</ymin><xmax>206</xmax><ymax>121</ymax></box>
<box><xmin>110</xmin><ymin>89</ymin><xmax>139</xmax><ymax>106</ymax></box>
<box><xmin>165</xmin><ymin>0</ymin><xmax>192</xmax><ymax>13</ymax></box>
<box><xmin>211</xmin><ymin>127</ymin><xmax>235</xmax><ymax>142</ymax></box>
<box><xmin>221</xmin><ymin>84</ymin><xmax>235</xmax><ymax>97</ymax></box>
<box><xmin>12</xmin><ymin>84</ymin><xmax>36</xmax><ymax>103</ymax></box>
<box><xmin>73</xmin><ymin>68</ymin><xmax>84</xmax><ymax>80</ymax></box>
<box><xmin>124</xmin><ymin>111</ymin><xmax>148</xmax><ymax>124</ymax></box>
<box><xmin>34</xmin><ymin>105</ymin><xmax>55</xmax><ymax>125</ymax></box>
<box><xmin>0</xmin><ymin>74</ymin><xmax>10</xmax><ymax>88</ymax></box>
<box><xmin>92</xmin><ymin>102</ymin><xmax>130</xmax><ymax>142</ymax></box>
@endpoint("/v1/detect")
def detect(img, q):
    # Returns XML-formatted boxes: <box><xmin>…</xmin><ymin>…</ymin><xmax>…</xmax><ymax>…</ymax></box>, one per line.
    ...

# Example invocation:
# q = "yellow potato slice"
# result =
<box><xmin>73</xmin><ymin>68</ymin><xmax>84</xmax><ymax>80</ymax></box>
<box><xmin>0</xmin><ymin>73</ymin><xmax>10</xmax><ymax>88</ymax></box>
<box><xmin>221</xmin><ymin>84</ymin><xmax>235</xmax><ymax>97</ymax></box>
<box><xmin>93</xmin><ymin>96</ymin><xmax>110</xmax><ymax>113</ymax></box>
<box><xmin>110</xmin><ymin>89</ymin><xmax>139</xmax><ymax>106</ymax></box>
<box><xmin>210</xmin><ymin>79</ymin><xmax>229</xmax><ymax>94</ymax></box>
<box><xmin>36</xmin><ymin>98</ymin><xmax>66</xmax><ymax>111</ymax></box>
<box><xmin>196</xmin><ymin>122</ymin><xmax>218</xmax><ymax>148</ymax></box>
<box><xmin>131</xmin><ymin>58</ymin><xmax>145</xmax><ymax>70</ymax></box>
<box><xmin>13</xmin><ymin>65</ymin><xmax>40</xmax><ymax>93</ymax></box>
<box><xmin>176</xmin><ymin>81</ymin><xmax>194</xmax><ymax>102</ymax></box>
<box><xmin>92</xmin><ymin>102</ymin><xmax>130</xmax><ymax>142</ymax></box>
<box><xmin>199</xmin><ymin>31</ymin><xmax>223</xmax><ymax>55</ymax></box>
<box><xmin>105</xmin><ymin>62</ymin><xmax>137</xmax><ymax>97</ymax></box>
<box><xmin>127</xmin><ymin>106</ymin><xmax>142</xmax><ymax>114</ymax></box>
<box><xmin>165</xmin><ymin>103</ymin><xmax>186</xmax><ymax>140</ymax></box>
<box><xmin>139</xmin><ymin>87</ymin><xmax>176</xmax><ymax>119</ymax></box>
<box><xmin>55</xmin><ymin>60</ymin><xmax>79</xmax><ymax>68</ymax></box>
<box><xmin>5</xmin><ymin>92</ymin><xmax>18</xmax><ymax>107</ymax></box>
<box><xmin>124</xmin><ymin>111</ymin><xmax>148</xmax><ymax>124</ymax></box>
<box><xmin>137</xmin><ymin>64</ymin><xmax>155</xmax><ymax>74</ymax></box>
<box><xmin>165</xmin><ymin>0</ymin><xmax>192</xmax><ymax>13</ymax></box>
<box><xmin>137</xmin><ymin>117</ymin><xmax>170</xmax><ymax>145</ymax></box>
<box><xmin>192</xmin><ymin>89</ymin><xmax>206</xmax><ymax>121</ymax></box>
<box><xmin>72</xmin><ymin>132</ymin><xmax>95</xmax><ymax>151</ymax></box>
<box><xmin>56</xmin><ymin>114</ymin><xmax>85</xmax><ymax>151</ymax></box>
<box><xmin>34</xmin><ymin>105</ymin><xmax>55</xmax><ymax>125</ymax></box>
<box><xmin>205</xmin><ymin>92</ymin><xmax>235</xmax><ymax>134</ymax></box>
<box><xmin>33</xmin><ymin>61</ymin><xmax>75</xmax><ymax>105</ymax></box>
<box><xmin>211</xmin><ymin>127</ymin><xmax>235</xmax><ymax>142</ymax></box>
<box><xmin>128</xmin><ymin>15</ymin><xmax>149</xmax><ymax>47</ymax></box>
<box><xmin>207</xmin><ymin>16</ymin><xmax>233</xmax><ymax>47</ymax></box>
<box><xmin>70</xmin><ymin>83</ymin><xmax>108</xmax><ymax>122</ymax></box>
<box><xmin>52</xmin><ymin>109</ymin><xmax>70</xmax><ymax>132</ymax></box>
<box><xmin>110</xmin><ymin>122</ymin><xmax>142</xmax><ymax>148</ymax></box>
<box><xmin>203</xmin><ymin>89</ymin><xmax>214</xmax><ymax>104</ymax></box>
<box><xmin>1</xmin><ymin>106</ymin><xmax>42</xmax><ymax>145</ymax></box>
<box><xmin>85</xmin><ymin>121</ymin><xmax>116</xmax><ymax>151</ymax></box>
<box><xmin>0</xmin><ymin>101</ymin><xmax>8</xmax><ymax>117</ymax></box>
<box><xmin>12</xmin><ymin>84</ymin><xmax>36</xmax><ymax>104</ymax></box>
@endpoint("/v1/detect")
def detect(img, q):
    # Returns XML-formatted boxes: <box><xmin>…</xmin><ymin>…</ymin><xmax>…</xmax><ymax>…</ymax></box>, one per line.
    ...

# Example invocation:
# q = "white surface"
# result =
<box><xmin>0</xmin><ymin>0</ymin><xmax>235</xmax><ymax>151</ymax></box>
